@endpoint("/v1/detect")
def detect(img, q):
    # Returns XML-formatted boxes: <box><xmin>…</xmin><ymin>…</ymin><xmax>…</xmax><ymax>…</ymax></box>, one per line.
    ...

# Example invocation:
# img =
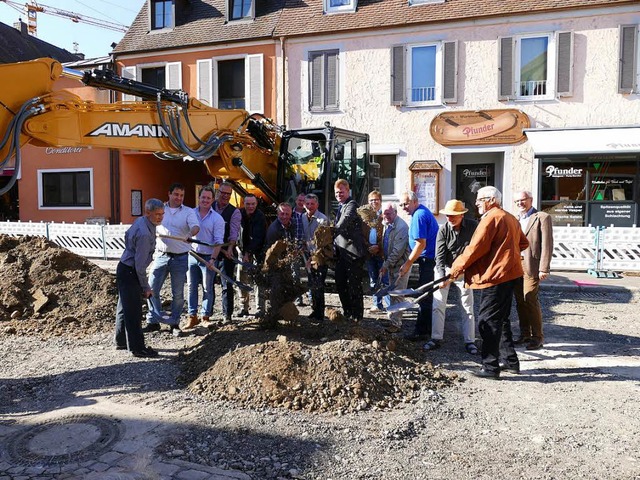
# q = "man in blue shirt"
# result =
<box><xmin>398</xmin><ymin>191</ymin><xmax>439</xmax><ymax>340</ymax></box>
<box><xmin>115</xmin><ymin>198</ymin><xmax>164</xmax><ymax>358</ymax></box>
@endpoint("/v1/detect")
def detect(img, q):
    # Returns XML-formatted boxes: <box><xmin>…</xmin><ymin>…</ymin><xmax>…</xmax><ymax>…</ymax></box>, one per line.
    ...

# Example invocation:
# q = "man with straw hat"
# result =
<box><xmin>424</xmin><ymin>199</ymin><xmax>478</xmax><ymax>354</ymax></box>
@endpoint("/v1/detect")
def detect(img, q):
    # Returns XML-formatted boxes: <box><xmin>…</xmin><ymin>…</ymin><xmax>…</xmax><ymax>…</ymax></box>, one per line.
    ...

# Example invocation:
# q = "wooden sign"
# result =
<box><xmin>430</xmin><ymin>109</ymin><xmax>530</xmax><ymax>146</ymax></box>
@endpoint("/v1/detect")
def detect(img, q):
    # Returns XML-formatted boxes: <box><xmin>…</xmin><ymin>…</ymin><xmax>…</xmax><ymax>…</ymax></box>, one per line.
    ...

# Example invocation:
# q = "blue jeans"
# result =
<box><xmin>367</xmin><ymin>256</ymin><xmax>385</xmax><ymax>309</ymax></box>
<box><xmin>146</xmin><ymin>252</ymin><xmax>188</xmax><ymax>326</ymax></box>
<box><xmin>187</xmin><ymin>253</ymin><xmax>215</xmax><ymax>317</ymax></box>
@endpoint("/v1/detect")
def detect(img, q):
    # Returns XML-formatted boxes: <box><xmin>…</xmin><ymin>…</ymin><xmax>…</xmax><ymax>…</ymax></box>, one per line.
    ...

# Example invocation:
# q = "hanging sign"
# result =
<box><xmin>430</xmin><ymin>109</ymin><xmax>530</xmax><ymax>146</ymax></box>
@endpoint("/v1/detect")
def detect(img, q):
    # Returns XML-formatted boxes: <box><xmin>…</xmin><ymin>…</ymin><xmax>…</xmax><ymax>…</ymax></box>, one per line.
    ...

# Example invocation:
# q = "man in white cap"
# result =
<box><xmin>424</xmin><ymin>199</ymin><xmax>479</xmax><ymax>354</ymax></box>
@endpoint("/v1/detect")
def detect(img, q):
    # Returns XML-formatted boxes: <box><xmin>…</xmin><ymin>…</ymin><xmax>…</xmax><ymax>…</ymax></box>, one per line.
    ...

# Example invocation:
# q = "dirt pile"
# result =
<box><xmin>0</xmin><ymin>234</ymin><xmax>116</xmax><ymax>338</ymax></box>
<box><xmin>182</xmin><ymin>319</ymin><xmax>457</xmax><ymax>414</ymax></box>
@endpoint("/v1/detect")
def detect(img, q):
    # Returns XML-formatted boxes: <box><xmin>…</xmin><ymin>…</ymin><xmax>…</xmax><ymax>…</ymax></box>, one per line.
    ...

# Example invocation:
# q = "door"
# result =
<box><xmin>456</xmin><ymin>163</ymin><xmax>495</xmax><ymax>220</ymax></box>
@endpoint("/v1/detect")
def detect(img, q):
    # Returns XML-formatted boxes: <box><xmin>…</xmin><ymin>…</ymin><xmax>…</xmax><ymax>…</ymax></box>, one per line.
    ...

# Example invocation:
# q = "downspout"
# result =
<box><xmin>280</xmin><ymin>36</ymin><xmax>286</xmax><ymax>128</ymax></box>
<box><xmin>108</xmin><ymin>54</ymin><xmax>121</xmax><ymax>223</ymax></box>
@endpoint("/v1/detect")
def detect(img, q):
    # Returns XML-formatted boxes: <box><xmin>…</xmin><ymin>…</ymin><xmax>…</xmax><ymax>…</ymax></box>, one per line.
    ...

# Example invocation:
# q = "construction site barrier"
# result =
<box><xmin>0</xmin><ymin>221</ymin><xmax>638</xmax><ymax>271</ymax></box>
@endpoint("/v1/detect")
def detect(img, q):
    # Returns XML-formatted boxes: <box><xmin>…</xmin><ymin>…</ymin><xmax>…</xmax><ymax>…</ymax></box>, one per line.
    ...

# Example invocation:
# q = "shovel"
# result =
<box><xmin>386</xmin><ymin>276</ymin><xmax>449</xmax><ymax>313</ymax></box>
<box><xmin>388</xmin><ymin>274</ymin><xmax>450</xmax><ymax>296</ymax></box>
<box><xmin>228</xmin><ymin>255</ymin><xmax>259</xmax><ymax>272</ymax></box>
<box><xmin>158</xmin><ymin>234</ymin><xmax>231</xmax><ymax>249</ymax></box>
<box><xmin>189</xmin><ymin>251</ymin><xmax>253</xmax><ymax>292</ymax></box>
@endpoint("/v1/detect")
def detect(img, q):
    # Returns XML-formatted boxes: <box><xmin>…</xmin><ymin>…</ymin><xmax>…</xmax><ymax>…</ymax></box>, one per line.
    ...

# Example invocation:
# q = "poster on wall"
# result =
<box><xmin>413</xmin><ymin>171</ymin><xmax>437</xmax><ymax>212</ymax></box>
<box><xmin>589</xmin><ymin>203</ymin><xmax>637</xmax><ymax>227</ymax></box>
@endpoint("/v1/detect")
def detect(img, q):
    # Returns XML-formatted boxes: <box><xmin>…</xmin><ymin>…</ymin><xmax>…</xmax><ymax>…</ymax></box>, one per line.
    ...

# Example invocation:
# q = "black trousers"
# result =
<box><xmin>415</xmin><ymin>257</ymin><xmax>435</xmax><ymax>336</ymax></box>
<box><xmin>115</xmin><ymin>262</ymin><xmax>146</xmax><ymax>352</ymax></box>
<box><xmin>216</xmin><ymin>256</ymin><xmax>235</xmax><ymax>318</ymax></box>
<box><xmin>335</xmin><ymin>256</ymin><xmax>364</xmax><ymax>321</ymax></box>
<box><xmin>308</xmin><ymin>265</ymin><xmax>328</xmax><ymax>318</ymax></box>
<box><xmin>478</xmin><ymin>279</ymin><xmax>520</xmax><ymax>372</ymax></box>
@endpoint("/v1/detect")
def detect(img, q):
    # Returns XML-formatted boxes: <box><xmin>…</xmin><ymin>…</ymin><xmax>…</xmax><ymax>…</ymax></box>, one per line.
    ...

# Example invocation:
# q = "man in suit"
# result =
<box><xmin>334</xmin><ymin>178</ymin><xmax>367</xmax><ymax>322</ymax></box>
<box><xmin>448</xmin><ymin>186</ymin><xmax>529</xmax><ymax>379</ymax></box>
<box><xmin>379</xmin><ymin>202</ymin><xmax>410</xmax><ymax>332</ymax></box>
<box><xmin>513</xmin><ymin>190</ymin><xmax>554</xmax><ymax>351</ymax></box>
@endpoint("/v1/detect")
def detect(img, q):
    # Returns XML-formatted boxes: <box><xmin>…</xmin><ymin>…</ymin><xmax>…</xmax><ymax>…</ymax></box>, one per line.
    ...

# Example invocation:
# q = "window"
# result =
<box><xmin>120</xmin><ymin>62</ymin><xmax>182</xmax><ymax>102</ymax></box>
<box><xmin>324</xmin><ymin>0</ymin><xmax>357</xmax><ymax>14</ymax></box>
<box><xmin>619</xmin><ymin>25</ymin><xmax>638</xmax><ymax>94</ymax></box>
<box><xmin>375</xmin><ymin>155</ymin><xmax>397</xmax><ymax>195</ymax></box>
<box><xmin>196</xmin><ymin>55</ymin><xmax>263</xmax><ymax>112</ymax></box>
<box><xmin>228</xmin><ymin>0</ymin><xmax>254</xmax><ymax>21</ymax></box>
<box><xmin>309</xmin><ymin>50</ymin><xmax>339</xmax><ymax>112</ymax></box>
<box><xmin>38</xmin><ymin>169</ymin><xmax>93</xmax><ymax>209</ymax></box>
<box><xmin>499</xmin><ymin>32</ymin><xmax>573</xmax><ymax>100</ymax></box>
<box><xmin>151</xmin><ymin>0</ymin><xmax>173</xmax><ymax>30</ymax></box>
<box><xmin>391</xmin><ymin>41</ymin><xmax>457</xmax><ymax>106</ymax></box>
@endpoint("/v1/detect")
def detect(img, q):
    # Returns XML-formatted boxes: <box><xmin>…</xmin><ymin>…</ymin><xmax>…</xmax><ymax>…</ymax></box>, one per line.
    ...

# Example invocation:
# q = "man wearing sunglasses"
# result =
<box><xmin>447</xmin><ymin>186</ymin><xmax>529</xmax><ymax>379</ymax></box>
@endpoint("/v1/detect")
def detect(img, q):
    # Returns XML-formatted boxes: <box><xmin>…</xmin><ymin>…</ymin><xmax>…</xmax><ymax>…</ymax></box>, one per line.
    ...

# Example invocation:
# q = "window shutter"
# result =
<box><xmin>197</xmin><ymin>59</ymin><xmax>213</xmax><ymax>106</ymax></box>
<box><xmin>309</xmin><ymin>52</ymin><xmax>324</xmax><ymax>111</ymax></box>
<box><xmin>246</xmin><ymin>54</ymin><xmax>264</xmax><ymax>113</ymax></box>
<box><xmin>121</xmin><ymin>66</ymin><xmax>136</xmax><ymax>102</ymax></box>
<box><xmin>498</xmin><ymin>36</ymin><xmax>514</xmax><ymax>100</ymax></box>
<box><xmin>325</xmin><ymin>51</ymin><xmax>339</xmax><ymax>109</ymax></box>
<box><xmin>391</xmin><ymin>45</ymin><xmax>405</xmax><ymax>105</ymax></box>
<box><xmin>556</xmin><ymin>31</ymin><xmax>574</xmax><ymax>97</ymax></box>
<box><xmin>442</xmin><ymin>40</ymin><xmax>458</xmax><ymax>103</ymax></box>
<box><xmin>165</xmin><ymin>62</ymin><xmax>182</xmax><ymax>90</ymax></box>
<box><xmin>619</xmin><ymin>25</ymin><xmax>637</xmax><ymax>94</ymax></box>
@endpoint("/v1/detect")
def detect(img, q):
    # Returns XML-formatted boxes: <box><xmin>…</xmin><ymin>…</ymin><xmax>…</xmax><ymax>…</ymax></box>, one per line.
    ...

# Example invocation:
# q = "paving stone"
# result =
<box><xmin>89</xmin><ymin>462</ymin><xmax>110</xmax><ymax>472</ymax></box>
<box><xmin>176</xmin><ymin>470</ymin><xmax>212</xmax><ymax>480</ymax></box>
<box><xmin>0</xmin><ymin>462</ymin><xmax>11</xmax><ymax>472</ymax></box>
<box><xmin>24</xmin><ymin>465</ymin><xmax>47</xmax><ymax>475</ymax></box>
<box><xmin>150</xmin><ymin>461</ymin><xmax>181</xmax><ymax>476</ymax></box>
<box><xmin>7</xmin><ymin>466</ymin><xmax>25</xmax><ymax>474</ymax></box>
<box><xmin>169</xmin><ymin>459</ymin><xmax>251</xmax><ymax>479</ymax></box>
<box><xmin>60</xmin><ymin>463</ymin><xmax>80</xmax><ymax>473</ymax></box>
<box><xmin>98</xmin><ymin>451</ymin><xmax>124</xmax><ymax>464</ymax></box>
<box><xmin>44</xmin><ymin>466</ymin><xmax>62</xmax><ymax>475</ymax></box>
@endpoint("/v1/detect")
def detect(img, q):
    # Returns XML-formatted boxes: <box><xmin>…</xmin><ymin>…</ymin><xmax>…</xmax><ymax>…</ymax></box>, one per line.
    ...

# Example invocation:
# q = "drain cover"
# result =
<box><xmin>6</xmin><ymin>414</ymin><xmax>124</xmax><ymax>465</ymax></box>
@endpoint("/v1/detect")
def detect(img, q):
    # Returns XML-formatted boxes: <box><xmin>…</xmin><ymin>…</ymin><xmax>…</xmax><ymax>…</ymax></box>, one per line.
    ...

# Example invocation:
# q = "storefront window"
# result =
<box><xmin>540</xmin><ymin>157</ymin><xmax>639</xmax><ymax>227</ymax></box>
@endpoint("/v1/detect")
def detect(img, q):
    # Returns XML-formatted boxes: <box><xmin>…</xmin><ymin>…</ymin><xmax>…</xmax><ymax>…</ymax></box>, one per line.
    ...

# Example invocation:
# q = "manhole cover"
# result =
<box><xmin>6</xmin><ymin>414</ymin><xmax>124</xmax><ymax>465</ymax></box>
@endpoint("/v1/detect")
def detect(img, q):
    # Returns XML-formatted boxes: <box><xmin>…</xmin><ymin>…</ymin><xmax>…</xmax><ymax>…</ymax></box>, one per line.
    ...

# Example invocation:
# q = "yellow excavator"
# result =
<box><xmin>0</xmin><ymin>57</ymin><xmax>379</xmax><ymax>214</ymax></box>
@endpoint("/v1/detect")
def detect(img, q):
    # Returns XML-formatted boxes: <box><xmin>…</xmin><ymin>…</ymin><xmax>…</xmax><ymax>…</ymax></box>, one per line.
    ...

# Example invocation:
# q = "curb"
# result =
<box><xmin>540</xmin><ymin>282</ymin><xmax>638</xmax><ymax>293</ymax></box>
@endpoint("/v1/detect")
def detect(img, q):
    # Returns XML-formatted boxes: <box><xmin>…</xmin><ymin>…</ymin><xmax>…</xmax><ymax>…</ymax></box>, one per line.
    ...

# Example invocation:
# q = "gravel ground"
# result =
<box><xmin>1</xmin><ymin>286</ymin><xmax>639</xmax><ymax>479</ymax></box>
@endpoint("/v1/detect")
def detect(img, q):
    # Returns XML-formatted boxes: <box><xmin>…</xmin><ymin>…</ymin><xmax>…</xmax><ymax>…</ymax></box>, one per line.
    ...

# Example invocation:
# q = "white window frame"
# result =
<box><xmin>514</xmin><ymin>33</ymin><xmax>557</xmax><ymax>101</ymax></box>
<box><xmin>408</xmin><ymin>0</ymin><xmax>445</xmax><ymax>5</ymax></box>
<box><xmin>203</xmin><ymin>54</ymin><xmax>263</xmax><ymax>113</ymax></box>
<box><xmin>406</xmin><ymin>42</ymin><xmax>443</xmax><ymax>107</ymax></box>
<box><xmin>37</xmin><ymin>168</ymin><xmax>94</xmax><ymax>210</ymax></box>
<box><xmin>227</xmin><ymin>0</ymin><xmax>255</xmax><ymax>21</ymax></box>
<box><xmin>323</xmin><ymin>0</ymin><xmax>357</xmax><ymax>14</ymax></box>
<box><xmin>120</xmin><ymin>61</ymin><xmax>182</xmax><ymax>102</ymax></box>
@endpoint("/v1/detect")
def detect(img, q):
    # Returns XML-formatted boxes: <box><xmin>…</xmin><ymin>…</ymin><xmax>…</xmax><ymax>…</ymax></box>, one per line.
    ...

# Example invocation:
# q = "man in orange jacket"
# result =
<box><xmin>447</xmin><ymin>186</ymin><xmax>529</xmax><ymax>379</ymax></box>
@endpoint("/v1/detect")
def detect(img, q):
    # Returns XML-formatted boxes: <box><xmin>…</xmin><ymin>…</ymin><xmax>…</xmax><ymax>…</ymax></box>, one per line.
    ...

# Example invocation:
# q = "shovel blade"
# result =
<box><xmin>235</xmin><ymin>281</ymin><xmax>253</xmax><ymax>292</ymax></box>
<box><xmin>386</xmin><ymin>301</ymin><xmax>418</xmax><ymax>313</ymax></box>
<box><xmin>388</xmin><ymin>288</ymin><xmax>417</xmax><ymax>296</ymax></box>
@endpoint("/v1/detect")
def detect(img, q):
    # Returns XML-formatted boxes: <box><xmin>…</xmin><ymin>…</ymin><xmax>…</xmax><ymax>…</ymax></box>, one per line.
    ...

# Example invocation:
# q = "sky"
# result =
<box><xmin>0</xmin><ymin>0</ymin><xmax>146</xmax><ymax>59</ymax></box>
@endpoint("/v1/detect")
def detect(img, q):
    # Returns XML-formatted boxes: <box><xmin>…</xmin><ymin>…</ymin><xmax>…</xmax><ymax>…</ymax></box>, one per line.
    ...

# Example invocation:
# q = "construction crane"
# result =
<box><xmin>1</xmin><ymin>0</ymin><xmax>128</xmax><ymax>35</ymax></box>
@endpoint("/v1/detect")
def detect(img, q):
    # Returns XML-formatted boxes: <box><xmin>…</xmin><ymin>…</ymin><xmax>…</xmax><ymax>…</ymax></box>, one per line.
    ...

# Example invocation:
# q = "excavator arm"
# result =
<box><xmin>0</xmin><ymin>57</ymin><xmax>280</xmax><ymax>201</ymax></box>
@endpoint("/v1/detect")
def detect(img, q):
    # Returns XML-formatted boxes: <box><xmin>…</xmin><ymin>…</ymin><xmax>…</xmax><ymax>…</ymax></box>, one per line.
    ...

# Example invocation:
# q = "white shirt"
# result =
<box><xmin>156</xmin><ymin>203</ymin><xmax>200</xmax><ymax>254</ymax></box>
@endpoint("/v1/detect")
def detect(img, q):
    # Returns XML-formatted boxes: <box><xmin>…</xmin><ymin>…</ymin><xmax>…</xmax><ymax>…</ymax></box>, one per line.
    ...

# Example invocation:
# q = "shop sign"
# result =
<box><xmin>545</xmin><ymin>165</ymin><xmax>583</xmax><ymax>178</ymax></box>
<box><xmin>461</xmin><ymin>166</ymin><xmax>490</xmax><ymax>178</ymax></box>
<box><xmin>45</xmin><ymin>147</ymin><xmax>84</xmax><ymax>155</ymax></box>
<box><xmin>430</xmin><ymin>109</ymin><xmax>530</xmax><ymax>146</ymax></box>
<box><xmin>589</xmin><ymin>203</ymin><xmax>637</xmax><ymax>227</ymax></box>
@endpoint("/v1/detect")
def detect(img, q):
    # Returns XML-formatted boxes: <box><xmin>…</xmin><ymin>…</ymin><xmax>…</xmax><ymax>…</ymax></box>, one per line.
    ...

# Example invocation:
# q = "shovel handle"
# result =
<box><xmin>158</xmin><ymin>234</ymin><xmax>231</xmax><ymax>248</ymax></box>
<box><xmin>189</xmin><ymin>251</ymin><xmax>253</xmax><ymax>292</ymax></box>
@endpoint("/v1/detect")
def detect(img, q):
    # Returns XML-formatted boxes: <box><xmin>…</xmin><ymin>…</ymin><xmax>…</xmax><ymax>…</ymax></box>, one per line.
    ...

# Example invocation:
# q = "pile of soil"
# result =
<box><xmin>0</xmin><ymin>234</ymin><xmax>117</xmax><ymax>338</ymax></box>
<box><xmin>181</xmin><ymin>318</ymin><xmax>457</xmax><ymax>414</ymax></box>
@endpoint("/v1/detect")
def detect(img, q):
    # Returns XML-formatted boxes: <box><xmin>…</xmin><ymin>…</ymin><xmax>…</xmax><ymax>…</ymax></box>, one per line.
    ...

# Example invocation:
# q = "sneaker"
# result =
<box><xmin>141</xmin><ymin>323</ymin><xmax>161</xmax><ymax>333</ymax></box>
<box><xmin>423</xmin><ymin>339</ymin><xmax>442</xmax><ymax>351</ymax></box>
<box><xmin>131</xmin><ymin>347</ymin><xmax>159</xmax><ymax>358</ymax></box>
<box><xmin>171</xmin><ymin>326</ymin><xmax>184</xmax><ymax>338</ymax></box>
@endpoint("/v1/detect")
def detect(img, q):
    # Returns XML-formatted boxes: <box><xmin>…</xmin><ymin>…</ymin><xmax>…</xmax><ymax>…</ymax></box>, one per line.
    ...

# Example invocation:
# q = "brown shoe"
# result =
<box><xmin>526</xmin><ymin>339</ymin><xmax>544</xmax><ymax>350</ymax></box>
<box><xmin>514</xmin><ymin>336</ymin><xmax>532</xmax><ymax>346</ymax></box>
<box><xmin>185</xmin><ymin>314</ymin><xmax>199</xmax><ymax>329</ymax></box>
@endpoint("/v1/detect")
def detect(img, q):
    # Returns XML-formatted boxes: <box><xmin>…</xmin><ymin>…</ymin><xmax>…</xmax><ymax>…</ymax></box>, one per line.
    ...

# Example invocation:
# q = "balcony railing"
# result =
<box><xmin>519</xmin><ymin>80</ymin><xmax>547</xmax><ymax>97</ymax></box>
<box><xmin>410</xmin><ymin>86</ymin><xmax>436</xmax><ymax>102</ymax></box>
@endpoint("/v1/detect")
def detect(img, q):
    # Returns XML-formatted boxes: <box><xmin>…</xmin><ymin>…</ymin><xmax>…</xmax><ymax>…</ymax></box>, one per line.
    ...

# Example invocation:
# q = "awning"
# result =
<box><xmin>525</xmin><ymin>126</ymin><xmax>640</xmax><ymax>155</ymax></box>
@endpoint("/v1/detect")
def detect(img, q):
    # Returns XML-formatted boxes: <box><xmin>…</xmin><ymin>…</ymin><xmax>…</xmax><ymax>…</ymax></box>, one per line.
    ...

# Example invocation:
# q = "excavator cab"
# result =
<box><xmin>278</xmin><ymin>125</ymin><xmax>379</xmax><ymax>219</ymax></box>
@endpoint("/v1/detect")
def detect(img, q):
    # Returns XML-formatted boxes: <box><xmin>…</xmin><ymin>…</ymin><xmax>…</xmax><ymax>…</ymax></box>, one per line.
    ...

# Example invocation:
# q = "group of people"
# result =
<box><xmin>115</xmin><ymin>179</ymin><xmax>553</xmax><ymax>379</ymax></box>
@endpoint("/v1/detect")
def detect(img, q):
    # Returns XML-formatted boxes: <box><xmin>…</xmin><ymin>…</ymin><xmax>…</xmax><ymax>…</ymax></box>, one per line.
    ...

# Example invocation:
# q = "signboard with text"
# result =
<box><xmin>589</xmin><ymin>203</ymin><xmax>637</xmax><ymax>227</ymax></box>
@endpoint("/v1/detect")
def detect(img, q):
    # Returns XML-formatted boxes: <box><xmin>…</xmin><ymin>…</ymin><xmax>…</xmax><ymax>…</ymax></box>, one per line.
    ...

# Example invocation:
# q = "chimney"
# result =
<box><xmin>12</xmin><ymin>19</ymin><xmax>28</xmax><ymax>35</ymax></box>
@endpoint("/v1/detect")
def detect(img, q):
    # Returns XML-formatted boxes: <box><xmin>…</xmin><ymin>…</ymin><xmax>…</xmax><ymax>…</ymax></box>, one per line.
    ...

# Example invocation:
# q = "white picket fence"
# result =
<box><xmin>0</xmin><ymin>221</ymin><xmax>639</xmax><ymax>272</ymax></box>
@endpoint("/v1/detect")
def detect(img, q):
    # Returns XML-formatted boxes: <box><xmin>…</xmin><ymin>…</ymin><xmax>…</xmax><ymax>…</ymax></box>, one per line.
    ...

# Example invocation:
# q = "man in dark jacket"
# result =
<box><xmin>334</xmin><ymin>178</ymin><xmax>367</xmax><ymax>322</ymax></box>
<box><xmin>238</xmin><ymin>194</ymin><xmax>267</xmax><ymax>316</ymax></box>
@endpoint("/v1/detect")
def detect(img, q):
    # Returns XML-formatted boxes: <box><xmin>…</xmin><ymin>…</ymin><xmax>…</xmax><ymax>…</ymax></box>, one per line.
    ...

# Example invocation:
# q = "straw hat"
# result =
<box><xmin>439</xmin><ymin>199</ymin><xmax>468</xmax><ymax>216</ymax></box>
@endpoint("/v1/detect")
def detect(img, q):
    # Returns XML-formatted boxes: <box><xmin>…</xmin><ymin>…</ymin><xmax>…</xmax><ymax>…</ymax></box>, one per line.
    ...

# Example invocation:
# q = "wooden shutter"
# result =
<box><xmin>391</xmin><ymin>45</ymin><xmax>405</xmax><ymax>105</ymax></box>
<box><xmin>325</xmin><ymin>51</ymin><xmax>339</xmax><ymax>110</ymax></box>
<box><xmin>619</xmin><ymin>25</ymin><xmax>638</xmax><ymax>94</ymax></box>
<box><xmin>246</xmin><ymin>54</ymin><xmax>264</xmax><ymax>113</ymax></box>
<box><xmin>442</xmin><ymin>40</ymin><xmax>458</xmax><ymax>103</ymax></box>
<box><xmin>165</xmin><ymin>62</ymin><xmax>182</xmax><ymax>90</ymax></box>
<box><xmin>498</xmin><ymin>36</ymin><xmax>514</xmax><ymax>100</ymax></box>
<box><xmin>309</xmin><ymin>52</ymin><xmax>324</xmax><ymax>111</ymax></box>
<box><xmin>121</xmin><ymin>66</ymin><xmax>136</xmax><ymax>102</ymax></box>
<box><xmin>197</xmin><ymin>59</ymin><xmax>212</xmax><ymax>106</ymax></box>
<box><xmin>556</xmin><ymin>31</ymin><xmax>574</xmax><ymax>97</ymax></box>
